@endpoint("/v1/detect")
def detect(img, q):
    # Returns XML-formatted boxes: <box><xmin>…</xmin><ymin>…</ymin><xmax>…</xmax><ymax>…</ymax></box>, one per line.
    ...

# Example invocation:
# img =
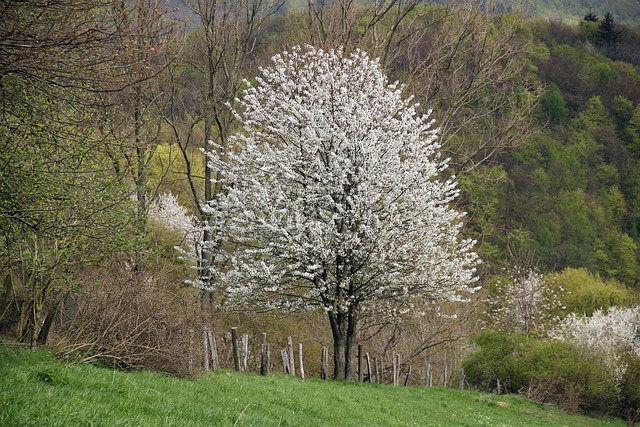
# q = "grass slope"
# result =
<box><xmin>0</xmin><ymin>345</ymin><xmax>626</xmax><ymax>427</ymax></box>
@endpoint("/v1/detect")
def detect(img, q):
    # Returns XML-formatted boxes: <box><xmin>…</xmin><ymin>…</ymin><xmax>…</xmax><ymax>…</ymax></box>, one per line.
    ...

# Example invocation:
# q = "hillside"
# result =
<box><xmin>504</xmin><ymin>0</ymin><xmax>640</xmax><ymax>27</ymax></box>
<box><xmin>0</xmin><ymin>345</ymin><xmax>627</xmax><ymax>427</ymax></box>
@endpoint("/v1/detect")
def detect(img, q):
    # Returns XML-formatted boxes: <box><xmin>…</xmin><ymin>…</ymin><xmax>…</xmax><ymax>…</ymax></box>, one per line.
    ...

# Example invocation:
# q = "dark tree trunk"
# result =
<box><xmin>328</xmin><ymin>309</ymin><xmax>358</xmax><ymax>380</ymax></box>
<box><xmin>36</xmin><ymin>296</ymin><xmax>60</xmax><ymax>346</ymax></box>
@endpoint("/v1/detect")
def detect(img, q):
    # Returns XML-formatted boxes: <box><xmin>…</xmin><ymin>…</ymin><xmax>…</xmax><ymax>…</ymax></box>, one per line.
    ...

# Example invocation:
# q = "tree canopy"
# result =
<box><xmin>205</xmin><ymin>45</ymin><xmax>479</xmax><ymax>379</ymax></box>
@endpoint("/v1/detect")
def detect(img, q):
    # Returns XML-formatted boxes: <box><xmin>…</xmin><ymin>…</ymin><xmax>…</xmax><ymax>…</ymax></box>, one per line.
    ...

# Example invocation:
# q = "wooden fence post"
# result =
<box><xmin>203</xmin><ymin>329</ymin><xmax>210</xmax><ymax>371</ymax></box>
<box><xmin>320</xmin><ymin>346</ymin><xmax>328</xmax><ymax>380</ymax></box>
<box><xmin>442</xmin><ymin>349</ymin><xmax>448</xmax><ymax>387</ymax></box>
<box><xmin>373</xmin><ymin>356</ymin><xmax>378</xmax><ymax>384</ymax></box>
<box><xmin>208</xmin><ymin>331</ymin><xmax>219</xmax><ymax>370</ymax></box>
<box><xmin>281</xmin><ymin>348</ymin><xmax>290</xmax><ymax>374</ymax></box>
<box><xmin>231</xmin><ymin>327</ymin><xmax>240</xmax><ymax>372</ymax></box>
<box><xmin>380</xmin><ymin>357</ymin><xmax>385</xmax><ymax>384</ymax></box>
<box><xmin>298</xmin><ymin>343</ymin><xmax>305</xmax><ymax>379</ymax></box>
<box><xmin>287</xmin><ymin>336</ymin><xmax>296</xmax><ymax>376</ymax></box>
<box><xmin>241</xmin><ymin>334</ymin><xmax>249</xmax><ymax>372</ymax></box>
<box><xmin>358</xmin><ymin>345</ymin><xmax>363</xmax><ymax>382</ymax></box>
<box><xmin>393</xmin><ymin>353</ymin><xmax>401</xmax><ymax>386</ymax></box>
<box><xmin>188</xmin><ymin>328</ymin><xmax>194</xmax><ymax>375</ymax></box>
<box><xmin>261</xmin><ymin>343</ymin><xmax>270</xmax><ymax>376</ymax></box>
<box><xmin>366</xmin><ymin>353</ymin><xmax>372</xmax><ymax>383</ymax></box>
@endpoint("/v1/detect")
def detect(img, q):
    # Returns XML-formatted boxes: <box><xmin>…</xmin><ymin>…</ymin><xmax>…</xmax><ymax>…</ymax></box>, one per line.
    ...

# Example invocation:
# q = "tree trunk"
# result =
<box><xmin>134</xmin><ymin>92</ymin><xmax>147</xmax><ymax>273</ymax></box>
<box><xmin>36</xmin><ymin>293</ymin><xmax>62</xmax><ymax>346</ymax></box>
<box><xmin>328</xmin><ymin>309</ymin><xmax>357</xmax><ymax>380</ymax></box>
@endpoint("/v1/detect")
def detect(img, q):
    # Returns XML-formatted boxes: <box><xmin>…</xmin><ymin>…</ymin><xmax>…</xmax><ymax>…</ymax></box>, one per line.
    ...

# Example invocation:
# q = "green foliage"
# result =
<box><xmin>623</xmin><ymin>105</ymin><xmax>640</xmax><ymax>156</ymax></box>
<box><xmin>463</xmin><ymin>331</ymin><xmax>531</xmax><ymax>393</ymax></box>
<box><xmin>0</xmin><ymin>346</ymin><xmax>626</xmax><ymax>427</ymax></box>
<box><xmin>546</xmin><ymin>268</ymin><xmax>635</xmax><ymax>317</ymax></box>
<box><xmin>464</xmin><ymin>331</ymin><xmax>618</xmax><ymax>415</ymax></box>
<box><xmin>619</xmin><ymin>353</ymin><xmax>640</xmax><ymax>425</ymax></box>
<box><xmin>0</xmin><ymin>73</ymin><xmax>141</xmax><ymax>344</ymax></box>
<box><xmin>496</xmin><ymin>85</ymin><xmax>640</xmax><ymax>284</ymax></box>
<box><xmin>611</xmin><ymin>96</ymin><xmax>634</xmax><ymax>129</ymax></box>
<box><xmin>148</xmin><ymin>144</ymin><xmax>203</xmax><ymax>212</ymax></box>
<box><xmin>459</xmin><ymin>165</ymin><xmax>508</xmax><ymax>267</ymax></box>
<box><xmin>538</xmin><ymin>83</ymin><xmax>569</xmax><ymax>125</ymax></box>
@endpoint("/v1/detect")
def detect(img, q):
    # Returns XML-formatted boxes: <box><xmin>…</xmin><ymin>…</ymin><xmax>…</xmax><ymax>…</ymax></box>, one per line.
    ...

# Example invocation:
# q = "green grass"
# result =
<box><xmin>0</xmin><ymin>345</ymin><xmax>626</xmax><ymax>427</ymax></box>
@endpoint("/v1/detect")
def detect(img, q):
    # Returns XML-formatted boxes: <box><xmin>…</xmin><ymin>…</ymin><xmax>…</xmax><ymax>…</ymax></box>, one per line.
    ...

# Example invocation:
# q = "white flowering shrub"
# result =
<box><xmin>148</xmin><ymin>193</ymin><xmax>201</xmax><ymax>255</ymax></box>
<box><xmin>553</xmin><ymin>306</ymin><xmax>640</xmax><ymax>381</ymax></box>
<box><xmin>203</xmin><ymin>45</ymin><xmax>479</xmax><ymax>379</ymax></box>
<box><xmin>552</xmin><ymin>306</ymin><xmax>640</xmax><ymax>422</ymax></box>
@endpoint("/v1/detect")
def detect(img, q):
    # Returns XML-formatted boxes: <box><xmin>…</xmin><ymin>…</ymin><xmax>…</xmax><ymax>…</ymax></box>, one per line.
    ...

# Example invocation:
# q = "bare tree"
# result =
<box><xmin>105</xmin><ymin>0</ymin><xmax>180</xmax><ymax>270</ymax></box>
<box><xmin>294</xmin><ymin>1</ymin><xmax>542</xmax><ymax>174</ymax></box>
<box><xmin>153</xmin><ymin>0</ymin><xmax>282</xmax><ymax>369</ymax></box>
<box><xmin>162</xmin><ymin>0</ymin><xmax>282</xmax><ymax>283</ymax></box>
<box><xmin>395</xmin><ymin>2</ymin><xmax>541</xmax><ymax>173</ymax></box>
<box><xmin>304</xmin><ymin>0</ymin><xmax>422</xmax><ymax>62</ymax></box>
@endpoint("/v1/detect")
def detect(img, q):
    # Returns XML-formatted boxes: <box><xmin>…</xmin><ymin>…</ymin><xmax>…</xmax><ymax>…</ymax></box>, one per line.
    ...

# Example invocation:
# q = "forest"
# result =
<box><xmin>1</xmin><ymin>0</ymin><xmax>639</xmax><ymax>424</ymax></box>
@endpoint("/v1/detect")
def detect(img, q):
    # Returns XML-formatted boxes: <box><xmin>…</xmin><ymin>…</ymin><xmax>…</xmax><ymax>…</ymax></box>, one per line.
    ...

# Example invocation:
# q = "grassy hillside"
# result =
<box><xmin>0</xmin><ymin>345</ymin><xmax>626</xmax><ymax>427</ymax></box>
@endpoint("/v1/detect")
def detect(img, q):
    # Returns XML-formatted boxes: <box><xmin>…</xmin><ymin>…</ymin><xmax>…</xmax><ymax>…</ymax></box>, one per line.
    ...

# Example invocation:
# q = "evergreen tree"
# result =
<box><xmin>596</xmin><ymin>12</ymin><xmax>622</xmax><ymax>58</ymax></box>
<box><xmin>583</xmin><ymin>7</ymin><xmax>598</xmax><ymax>23</ymax></box>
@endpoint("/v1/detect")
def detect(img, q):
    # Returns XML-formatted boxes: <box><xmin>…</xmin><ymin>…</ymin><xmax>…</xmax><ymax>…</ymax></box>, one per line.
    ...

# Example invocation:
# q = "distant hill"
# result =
<box><xmin>165</xmin><ymin>1</ymin><xmax>639</xmax><ymax>28</ymax></box>
<box><xmin>282</xmin><ymin>1</ymin><xmax>640</xmax><ymax>28</ymax></box>
<box><xmin>505</xmin><ymin>0</ymin><xmax>640</xmax><ymax>27</ymax></box>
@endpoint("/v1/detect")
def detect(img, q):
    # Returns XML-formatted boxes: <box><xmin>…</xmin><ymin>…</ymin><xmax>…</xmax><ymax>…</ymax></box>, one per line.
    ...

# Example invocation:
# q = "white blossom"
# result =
<box><xmin>203</xmin><ymin>45</ymin><xmax>479</xmax><ymax>319</ymax></box>
<box><xmin>148</xmin><ymin>193</ymin><xmax>201</xmax><ymax>254</ymax></box>
<box><xmin>489</xmin><ymin>268</ymin><xmax>564</xmax><ymax>333</ymax></box>
<box><xmin>553</xmin><ymin>306</ymin><xmax>640</xmax><ymax>381</ymax></box>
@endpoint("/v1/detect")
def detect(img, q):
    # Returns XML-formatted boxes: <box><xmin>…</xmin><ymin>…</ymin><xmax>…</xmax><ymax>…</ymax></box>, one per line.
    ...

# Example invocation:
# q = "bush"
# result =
<box><xmin>619</xmin><ymin>353</ymin><xmax>640</xmax><ymax>425</ymax></box>
<box><xmin>463</xmin><ymin>331</ymin><xmax>617</xmax><ymax>415</ymax></box>
<box><xmin>51</xmin><ymin>261</ymin><xmax>200</xmax><ymax>377</ymax></box>
<box><xmin>546</xmin><ymin>267</ymin><xmax>634</xmax><ymax>317</ymax></box>
<box><xmin>463</xmin><ymin>331</ymin><xmax>530</xmax><ymax>394</ymax></box>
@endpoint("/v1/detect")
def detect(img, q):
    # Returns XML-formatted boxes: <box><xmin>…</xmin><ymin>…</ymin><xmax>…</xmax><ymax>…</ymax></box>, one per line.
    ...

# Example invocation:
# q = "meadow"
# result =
<box><xmin>0</xmin><ymin>345</ymin><xmax>626</xmax><ymax>427</ymax></box>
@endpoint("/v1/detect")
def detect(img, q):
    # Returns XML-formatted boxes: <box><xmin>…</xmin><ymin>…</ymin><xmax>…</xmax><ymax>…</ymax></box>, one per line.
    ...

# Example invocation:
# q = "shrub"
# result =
<box><xmin>546</xmin><ymin>267</ymin><xmax>634</xmax><ymax>317</ymax></box>
<box><xmin>619</xmin><ymin>353</ymin><xmax>640</xmax><ymax>425</ymax></box>
<box><xmin>463</xmin><ymin>331</ymin><xmax>617</xmax><ymax>415</ymax></box>
<box><xmin>463</xmin><ymin>331</ymin><xmax>530</xmax><ymax>394</ymax></box>
<box><xmin>51</xmin><ymin>261</ymin><xmax>200</xmax><ymax>377</ymax></box>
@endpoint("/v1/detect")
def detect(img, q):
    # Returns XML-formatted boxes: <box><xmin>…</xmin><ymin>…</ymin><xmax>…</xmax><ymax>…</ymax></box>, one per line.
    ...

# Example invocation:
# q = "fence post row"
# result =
<box><xmin>221</xmin><ymin>330</ymin><xmax>458</xmax><ymax>389</ymax></box>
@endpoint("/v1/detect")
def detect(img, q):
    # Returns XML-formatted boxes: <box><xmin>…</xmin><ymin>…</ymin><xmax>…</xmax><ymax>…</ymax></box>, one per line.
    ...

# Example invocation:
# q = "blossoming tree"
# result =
<box><xmin>205</xmin><ymin>45</ymin><xmax>479</xmax><ymax>380</ymax></box>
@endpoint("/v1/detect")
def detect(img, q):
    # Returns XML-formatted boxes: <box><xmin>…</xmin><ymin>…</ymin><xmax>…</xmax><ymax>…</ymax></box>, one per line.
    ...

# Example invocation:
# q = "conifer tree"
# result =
<box><xmin>596</xmin><ymin>12</ymin><xmax>622</xmax><ymax>58</ymax></box>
